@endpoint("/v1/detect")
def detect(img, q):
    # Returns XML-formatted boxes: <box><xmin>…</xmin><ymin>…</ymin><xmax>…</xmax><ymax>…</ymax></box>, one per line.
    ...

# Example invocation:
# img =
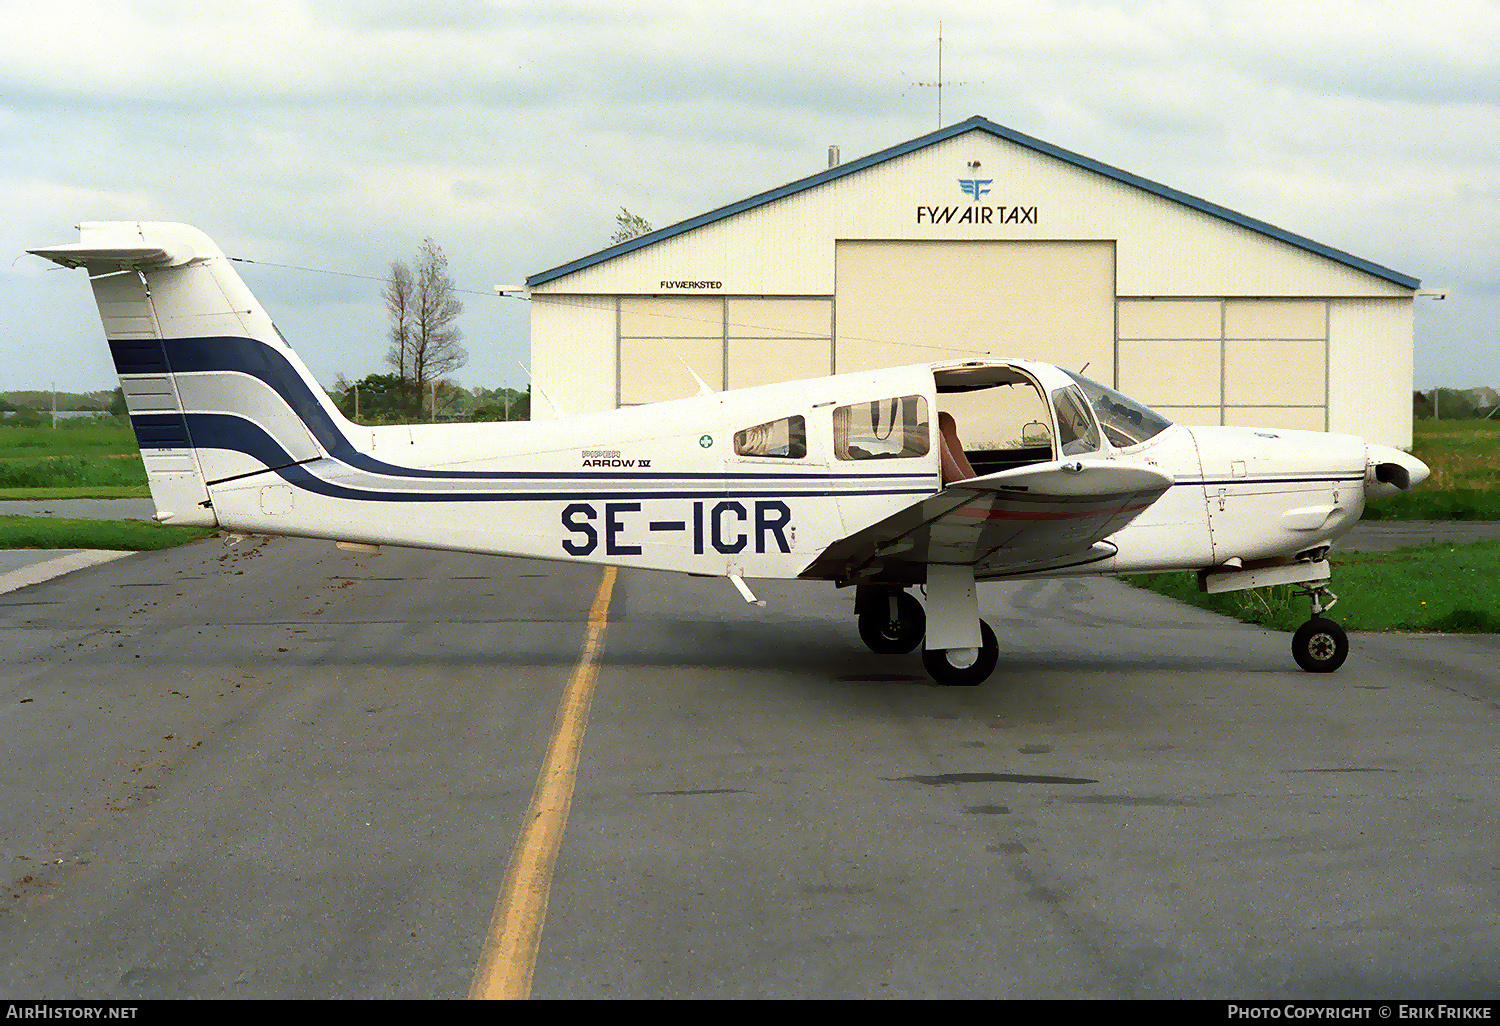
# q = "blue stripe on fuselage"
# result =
<box><xmin>121</xmin><ymin>335</ymin><xmax>940</xmax><ymax>485</ymax></box>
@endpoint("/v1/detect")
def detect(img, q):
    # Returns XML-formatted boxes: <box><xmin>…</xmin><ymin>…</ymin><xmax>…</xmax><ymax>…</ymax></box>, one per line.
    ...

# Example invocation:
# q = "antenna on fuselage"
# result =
<box><xmin>678</xmin><ymin>357</ymin><xmax>717</xmax><ymax>397</ymax></box>
<box><xmin>517</xmin><ymin>361</ymin><xmax>567</xmax><ymax>418</ymax></box>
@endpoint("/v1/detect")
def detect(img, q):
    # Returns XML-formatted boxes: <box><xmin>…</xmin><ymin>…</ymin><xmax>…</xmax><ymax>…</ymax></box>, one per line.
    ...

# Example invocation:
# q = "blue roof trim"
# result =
<box><xmin>526</xmin><ymin>115</ymin><xmax>1420</xmax><ymax>291</ymax></box>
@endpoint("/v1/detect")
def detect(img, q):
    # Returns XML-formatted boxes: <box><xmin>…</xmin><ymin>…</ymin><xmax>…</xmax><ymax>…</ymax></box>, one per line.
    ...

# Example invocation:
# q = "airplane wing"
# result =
<box><xmin>800</xmin><ymin>459</ymin><xmax>1174</xmax><ymax>584</ymax></box>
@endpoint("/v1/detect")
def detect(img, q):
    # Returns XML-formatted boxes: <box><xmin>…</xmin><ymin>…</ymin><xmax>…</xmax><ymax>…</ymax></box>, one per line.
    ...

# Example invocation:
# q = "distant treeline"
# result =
<box><xmin>1415</xmin><ymin>388</ymin><xmax>1500</xmax><ymax>421</ymax></box>
<box><xmin>2</xmin><ymin>378</ymin><xmax>531</xmax><ymax>428</ymax></box>
<box><xmin>4</xmin><ymin>388</ymin><xmax>120</xmax><ymax>411</ymax></box>
<box><xmin>1</xmin><ymin>388</ymin><xmax>126</xmax><ymax>426</ymax></box>
<box><xmin>328</xmin><ymin>373</ymin><xmax>530</xmax><ymax>424</ymax></box>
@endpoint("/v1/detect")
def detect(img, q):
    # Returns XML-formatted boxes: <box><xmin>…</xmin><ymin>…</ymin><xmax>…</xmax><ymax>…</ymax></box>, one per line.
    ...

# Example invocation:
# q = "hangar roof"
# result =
<box><xmin>526</xmin><ymin>115</ymin><xmax>1420</xmax><ymax>291</ymax></box>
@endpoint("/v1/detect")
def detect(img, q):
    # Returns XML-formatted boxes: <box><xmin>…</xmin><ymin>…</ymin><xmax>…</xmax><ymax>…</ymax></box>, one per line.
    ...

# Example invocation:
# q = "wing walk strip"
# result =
<box><xmin>469</xmin><ymin>565</ymin><xmax>618</xmax><ymax>1000</ymax></box>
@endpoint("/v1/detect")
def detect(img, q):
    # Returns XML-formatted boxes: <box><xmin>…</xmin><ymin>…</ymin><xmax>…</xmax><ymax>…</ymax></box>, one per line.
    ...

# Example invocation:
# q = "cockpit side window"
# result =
<box><xmin>734</xmin><ymin>415</ymin><xmax>807</xmax><ymax>459</ymax></box>
<box><xmin>1063</xmin><ymin>370</ymin><xmax>1172</xmax><ymax>448</ymax></box>
<box><xmin>1051</xmin><ymin>385</ymin><xmax>1101</xmax><ymax>455</ymax></box>
<box><xmin>833</xmin><ymin>395</ymin><xmax>930</xmax><ymax>461</ymax></box>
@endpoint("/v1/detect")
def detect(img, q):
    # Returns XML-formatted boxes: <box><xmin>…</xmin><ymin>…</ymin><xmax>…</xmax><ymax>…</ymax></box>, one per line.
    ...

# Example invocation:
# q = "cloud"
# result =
<box><xmin>3</xmin><ymin>0</ymin><xmax>1496</xmax><ymax>393</ymax></box>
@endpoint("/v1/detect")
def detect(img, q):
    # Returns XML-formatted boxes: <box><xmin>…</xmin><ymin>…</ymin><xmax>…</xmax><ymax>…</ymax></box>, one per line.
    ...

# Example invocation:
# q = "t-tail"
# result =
<box><xmin>30</xmin><ymin>222</ymin><xmax>360</xmax><ymax>528</ymax></box>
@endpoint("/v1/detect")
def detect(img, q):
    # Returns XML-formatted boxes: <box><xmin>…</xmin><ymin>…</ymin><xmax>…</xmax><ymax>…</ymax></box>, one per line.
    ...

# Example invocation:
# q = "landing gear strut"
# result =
<box><xmin>920</xmin><ymin>565</ymin><xmax>999</xmax><ymax>687</ymax></box>
<box><xmin>1292</xmin><ymin>583</ymin><xmax>1348</xmax><ymax>673</ymax></box>
<box><xmin>851</xmin><ymin>572</ymin><xmax>1001</xmax><ymax>686</ymax></box>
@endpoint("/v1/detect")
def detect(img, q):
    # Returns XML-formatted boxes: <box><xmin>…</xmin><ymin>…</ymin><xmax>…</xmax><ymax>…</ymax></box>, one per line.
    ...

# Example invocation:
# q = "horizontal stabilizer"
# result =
<box><xmin>29</xmin><ymin>222</ymin><xmax>210</xmax><ymax>270</ymax></box>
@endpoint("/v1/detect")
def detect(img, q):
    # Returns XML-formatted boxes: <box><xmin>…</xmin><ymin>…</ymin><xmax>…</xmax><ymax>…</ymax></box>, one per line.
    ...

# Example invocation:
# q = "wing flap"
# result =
<box><xmin>801</xmin><ymin>459</ymin><xmax>1173</xmax><ymax>584</ymax></box>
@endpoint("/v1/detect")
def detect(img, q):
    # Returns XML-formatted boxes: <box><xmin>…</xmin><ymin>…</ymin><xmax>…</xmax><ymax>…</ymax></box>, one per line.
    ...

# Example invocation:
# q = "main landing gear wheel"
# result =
<box><xmin>857</xmin><ymin>590</ymin><xmax>925</xmax><ymax>654</ymax></box>
<box><xmin>921</xmin><ymin>621</ymin><xmax>999</xmax><ymax>686</ymax></box>
<box><xmin>1293</xmin><ymin>617</ymin><xmax>1348</xmax><ymax>673</ymax></box>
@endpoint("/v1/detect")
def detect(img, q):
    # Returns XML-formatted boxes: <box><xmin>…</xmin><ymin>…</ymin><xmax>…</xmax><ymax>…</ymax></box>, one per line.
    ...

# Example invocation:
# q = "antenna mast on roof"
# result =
<box><xmin>910</xmin><ymin>22</ymin><xmax>968</xmax><ymax>128</ymax></box>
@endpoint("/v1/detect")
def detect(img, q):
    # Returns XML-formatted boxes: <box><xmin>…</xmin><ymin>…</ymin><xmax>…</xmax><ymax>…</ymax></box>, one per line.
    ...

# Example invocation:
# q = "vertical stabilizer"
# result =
<box><xmin>30</xmin><ymin>222</ymin><xmax>358</xmax><ymax>527</ymax></box>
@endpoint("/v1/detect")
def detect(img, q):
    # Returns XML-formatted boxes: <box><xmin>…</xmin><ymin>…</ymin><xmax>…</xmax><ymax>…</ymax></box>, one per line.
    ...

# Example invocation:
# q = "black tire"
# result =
<box><xmin>921</xmin><ymin>621</ymin><xmax>999</xmax><ymax>686</ymax></box>
<box><xmin>1293</xmin><ymin>617</ymin><xmax>1349</xmax><ymax>673</ymax></box>
<box><xmin>857</xmin><ymin>591</ymin><xmax>925</xmax><ymax>654</ymax></box>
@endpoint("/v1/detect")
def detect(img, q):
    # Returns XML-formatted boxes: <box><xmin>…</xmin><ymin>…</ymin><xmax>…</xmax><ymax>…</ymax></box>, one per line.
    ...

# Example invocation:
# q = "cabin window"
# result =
<box><xmin>833</xmin><ymin>395</ymin><xmax>930</xmax><ymax>461</ymax></box>
<box><xmin>734</xmin><ymin>415</ymin><xmax>807</xmax><ymax>459</ymax></box>
<box><xmin>1051</xmin><ymin>386</ymin><xmax>1101</xmax><ymax>455</ymax></box>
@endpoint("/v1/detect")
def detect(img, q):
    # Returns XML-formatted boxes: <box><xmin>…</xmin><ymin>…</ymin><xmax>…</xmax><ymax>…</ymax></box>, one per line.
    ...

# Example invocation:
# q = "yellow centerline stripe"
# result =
<box><xmin>468</xmin><ymin>564</ymin><xmax>618</xmax><ymax>1000</ymax></box>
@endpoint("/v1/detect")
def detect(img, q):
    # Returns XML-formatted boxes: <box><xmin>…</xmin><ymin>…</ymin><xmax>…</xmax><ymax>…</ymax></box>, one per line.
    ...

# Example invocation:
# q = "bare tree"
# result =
<box><xmin>611</xmin><ymin>207</ymin><xmax>653</xmax><ymax>245</ymax></box>
<box><xmin>384</xmin><ymin>239</ymin><xmax>467</xmax><ymax>417</ymax></box>
<box><xmin>382</xmin><ymin>259</ymin><xmax>415</xmax><ymax>408</ymax></box>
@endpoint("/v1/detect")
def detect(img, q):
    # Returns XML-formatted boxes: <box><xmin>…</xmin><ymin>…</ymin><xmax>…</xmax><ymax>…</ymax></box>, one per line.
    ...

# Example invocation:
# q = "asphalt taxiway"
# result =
<box><xmin>1</xmin><ymin>535</ymin><xmax>1497</xmax><ymax>998</ymax></box>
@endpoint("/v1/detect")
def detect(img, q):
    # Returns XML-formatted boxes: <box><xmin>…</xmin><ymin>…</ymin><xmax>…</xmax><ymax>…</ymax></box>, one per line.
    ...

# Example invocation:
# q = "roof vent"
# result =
<box><xmin>828</xmin><ymin>146</ymin><xmax>840</xmax><ymax>169</ymax></box>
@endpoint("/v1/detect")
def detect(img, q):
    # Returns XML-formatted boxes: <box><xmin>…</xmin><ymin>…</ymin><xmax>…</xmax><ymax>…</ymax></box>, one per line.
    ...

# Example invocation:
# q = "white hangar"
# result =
<box><xmin>526</xmin><ymin>116</ymin><xmax>1420</xmax><ymax>448</ymax></box>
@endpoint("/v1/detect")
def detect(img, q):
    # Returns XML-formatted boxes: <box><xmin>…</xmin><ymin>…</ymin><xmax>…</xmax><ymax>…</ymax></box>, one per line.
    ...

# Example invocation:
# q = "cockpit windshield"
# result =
<box><xmin>1063</xmin><ymin>370</ymin><xmax>1173</xmax><ymax>448</ymax></box>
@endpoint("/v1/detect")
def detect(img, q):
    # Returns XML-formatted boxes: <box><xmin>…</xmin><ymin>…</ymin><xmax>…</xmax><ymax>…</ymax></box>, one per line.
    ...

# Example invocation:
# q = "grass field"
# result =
<box><xmin>0</xmin><ymin>485</ymin><xmax>149</xmax><ymax>500</ymax></box>
<box><xmin>0</xmin><ymin>454</ymin><xmax>147</xmax><ymax>490</ymax></box>
<box><xmin>1127</xmin><ymin>540</ymin><xmax>1500</xmax><ymax>634</ymax></box>
<box><xmin>1364</xmin><ymin>419</ymin><xmax>1500</xmax><ymax>520</ymax></box>
<box><xmin>0</xmin><ymin>422</ymin><xmax>137</xmax><ymax>454</ymax></box>
<box><xmin>0</xmin><ymin>422</ymin><xmax>148</xmax><ymax>492</ymax></box>
<box><xmin>0</xmin><ymin>515</ymin><xmax>216</xmax><ymax>551</ymax></box>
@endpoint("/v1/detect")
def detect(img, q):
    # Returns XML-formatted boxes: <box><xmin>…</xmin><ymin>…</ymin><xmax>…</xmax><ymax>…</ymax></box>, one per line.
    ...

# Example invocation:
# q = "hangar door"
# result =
<box><xmin>617</xmin><ymin>296</ymin><xmax>834</xmax><ymax>405</ymax></box>
<box><xmin>833</xmin><ymin>241</ymin><xmax>1116</xmax><ymax>377</ymax></box>
<box><xmin>1117</xmin><ymin>299</ymin><xmax>1330</xmax><ymax>431</ymax></box>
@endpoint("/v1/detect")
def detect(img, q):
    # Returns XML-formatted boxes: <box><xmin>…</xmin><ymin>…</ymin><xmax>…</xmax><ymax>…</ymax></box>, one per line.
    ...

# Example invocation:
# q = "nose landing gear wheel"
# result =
<box><xmin>921</xmin><ymin>621</ymin><xmax>999</xmax><ymax>686</ymax></box>
<box><xmin>1293</xmin><ymin>617</ymin><xmax>1348</xmax><ymax>673</ymax></box>
<box><xmin>857</xmin><ymin>590</ymin><xmax>925</xmax><ymax>654</ymax></box>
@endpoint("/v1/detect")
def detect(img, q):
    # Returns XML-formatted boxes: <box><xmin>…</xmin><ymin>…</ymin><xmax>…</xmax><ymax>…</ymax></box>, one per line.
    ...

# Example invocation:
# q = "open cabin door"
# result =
<box><xmin>934</xmin><ymin>363</ymin><xmax>1062</xmax><ymax>479</ymax></box>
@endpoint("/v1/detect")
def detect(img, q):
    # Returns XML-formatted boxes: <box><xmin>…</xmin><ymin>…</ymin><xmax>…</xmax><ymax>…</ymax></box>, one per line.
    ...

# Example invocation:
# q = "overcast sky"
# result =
<box><xmin>3</xmin><ymin>0</ymin><xmax>1495</xmax><ymax>398</ymax></box>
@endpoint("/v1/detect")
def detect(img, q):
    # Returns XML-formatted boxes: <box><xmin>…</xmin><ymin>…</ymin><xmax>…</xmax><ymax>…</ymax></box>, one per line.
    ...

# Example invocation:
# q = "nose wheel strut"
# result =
<box><xmin>1292</xmin><ymin>583</ymin><xmax>1348</xmax><ymax>673</ymax></box>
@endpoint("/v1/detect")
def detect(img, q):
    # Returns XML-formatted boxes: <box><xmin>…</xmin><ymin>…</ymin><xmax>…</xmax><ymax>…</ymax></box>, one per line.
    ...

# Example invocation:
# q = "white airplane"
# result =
<box><xmin>32</xmin><ymin>222</ymin><xmax>1429</xmax><ymax>685</ymax></box>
